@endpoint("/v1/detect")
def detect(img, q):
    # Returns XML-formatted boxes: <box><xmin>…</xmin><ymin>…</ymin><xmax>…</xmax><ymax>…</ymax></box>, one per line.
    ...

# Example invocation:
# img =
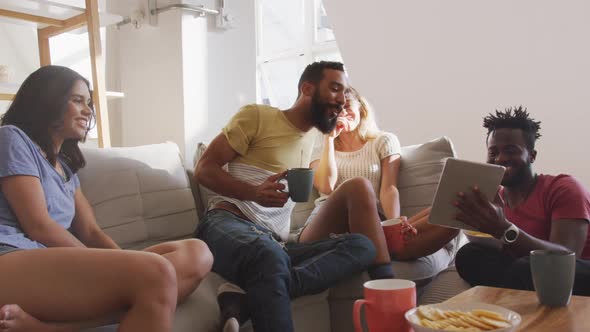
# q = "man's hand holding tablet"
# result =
<box><xmin>429</xmin><ymin>158</ymin><xmax>506</xmax><ymax>232</ymax></box>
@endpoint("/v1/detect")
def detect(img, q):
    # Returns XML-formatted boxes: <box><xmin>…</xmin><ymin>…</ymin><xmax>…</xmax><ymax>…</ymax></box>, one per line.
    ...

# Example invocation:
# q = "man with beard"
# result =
<box><xmin>454</xmin><ymin>107</ymin><xmax>590</xmax><ymax>296</ymax></box>
<box><xmin>194</xmin><ymin>61</ymin><xmax>381</xmax><ymax>332</ymax></box>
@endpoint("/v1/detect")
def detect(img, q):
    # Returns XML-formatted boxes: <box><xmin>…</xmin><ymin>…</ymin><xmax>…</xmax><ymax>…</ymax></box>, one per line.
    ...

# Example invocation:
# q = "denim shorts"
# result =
<box><xmin>0</xmin><ymin>244</ymin><xmax>22</xmax><ymax>256</ymax></box>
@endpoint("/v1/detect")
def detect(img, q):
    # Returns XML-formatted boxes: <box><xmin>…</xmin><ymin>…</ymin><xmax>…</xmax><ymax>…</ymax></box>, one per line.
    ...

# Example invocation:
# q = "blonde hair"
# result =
<box><xmin>336</xmin><ymin>87</ymin><xmax>381</xmax><ymax>146</ymax></box>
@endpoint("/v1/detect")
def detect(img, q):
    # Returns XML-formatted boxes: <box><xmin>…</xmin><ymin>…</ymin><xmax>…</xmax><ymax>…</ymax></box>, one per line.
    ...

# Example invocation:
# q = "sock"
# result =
<box><xmin>368</xmin><ymin>263</ymin><xmax>394</xmax><ymax>280</ymax></box>
<box><xmin>218</xmin><ymin>289</ymin><xmax>250</xmax><ymax>326</ymax></box>
<box><xmin>222</xmin><ymin>317</ymin><xmax>240</xmax><ymax>332</ymax></box>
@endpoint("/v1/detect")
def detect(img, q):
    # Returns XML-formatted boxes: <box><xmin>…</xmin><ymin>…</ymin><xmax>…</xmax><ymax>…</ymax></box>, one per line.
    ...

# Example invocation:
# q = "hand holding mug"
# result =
<box><xmin>284</xmin><ymin>168</ymin><xmax>314</xmax><ymax>203</ymax></box>
<box><xmin>253</xmin><ymin>171</ymin><xmax>289</xmax><ymax>207</ymax></box>
<box><xmin>382</xmin><ymin>217</ymin><xmax>415</xmax><ymax>255</ymax></box>
<box><xmin>400</xmin><ymin>218</ymin><xmax>418</xmax><ymax>243</ymax></box>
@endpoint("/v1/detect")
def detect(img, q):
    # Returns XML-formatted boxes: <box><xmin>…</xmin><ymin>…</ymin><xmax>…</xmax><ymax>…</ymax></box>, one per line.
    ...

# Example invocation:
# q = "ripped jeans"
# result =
<box><xmin>195</xmin><ymin>209</ymin><xmax>376</xmax><ymax>332</ymax></box>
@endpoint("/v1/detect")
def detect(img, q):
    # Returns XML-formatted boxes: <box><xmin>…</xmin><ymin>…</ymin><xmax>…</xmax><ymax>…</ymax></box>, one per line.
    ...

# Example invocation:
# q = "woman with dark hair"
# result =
<box><xmin>0</xmin><ymin>65</ymin><xmax>213</xmax><ymax>332</ymax></box>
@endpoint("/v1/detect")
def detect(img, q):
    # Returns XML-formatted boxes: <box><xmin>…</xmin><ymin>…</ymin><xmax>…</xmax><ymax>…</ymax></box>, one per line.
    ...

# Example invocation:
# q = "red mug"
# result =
<box><xmin>353</xmin><ymin>279</ymin><xmax>416</xmax><ymax>332</ymax></box>
<box><xmin>382</xmin><ymin>218</ymin><xmax>405</xmax><ymax>254</ymax></box>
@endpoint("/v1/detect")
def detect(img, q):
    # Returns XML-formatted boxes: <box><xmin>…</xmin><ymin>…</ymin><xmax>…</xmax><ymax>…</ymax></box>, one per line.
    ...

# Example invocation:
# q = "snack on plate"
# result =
<box><xmin>415</xmin><ymin>305</ymin><xmax>511</xmax><ymax>331</ymax></box>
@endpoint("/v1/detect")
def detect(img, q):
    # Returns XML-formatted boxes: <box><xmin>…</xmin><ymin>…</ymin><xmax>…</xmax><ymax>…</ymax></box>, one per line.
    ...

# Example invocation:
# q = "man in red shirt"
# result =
<box><xmin>454</xmin><ymin>106</ymin><xmax>590</xmax><ymax>295</ymax></box>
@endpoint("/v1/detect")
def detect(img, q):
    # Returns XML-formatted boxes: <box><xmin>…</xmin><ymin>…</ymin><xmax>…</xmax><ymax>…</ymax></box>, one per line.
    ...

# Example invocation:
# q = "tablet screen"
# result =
<box><xmin>428</xmin><ymin>158</ymin><xmax>505</xmax><ymax>230</ymax></box>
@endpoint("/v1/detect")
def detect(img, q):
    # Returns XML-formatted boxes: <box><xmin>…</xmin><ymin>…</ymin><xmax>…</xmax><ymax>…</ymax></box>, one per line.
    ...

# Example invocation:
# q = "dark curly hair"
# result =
<box><xmin>297</xmin><ymin>61</ymin><xmax>345</xmax><ymax>97</ymax></box>
<box><xmin>1</xmin><ymin>65</ymin><xmax>95</xmax><ymax>173</ymax></box>
<box><xmin>483</xmin><ymin>106</ymin><xmax>541</xmax><ymax>150</ymax></box>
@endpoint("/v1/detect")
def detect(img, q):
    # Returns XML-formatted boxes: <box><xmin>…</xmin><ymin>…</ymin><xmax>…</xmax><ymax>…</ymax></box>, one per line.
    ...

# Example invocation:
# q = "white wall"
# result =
<box><xmin>0</xmin><ymin>23</ymin><xmax>38</xmax><ymax>111</ymax></box>
<box><xmin>108</xmin><ymin>0</ymin><xmax>257</xmax><ymax>163</ymax></box>
<box><xmin>0</xmin><ymin>24</ymin><xmax>38</xmax><ymax>82</ymax></box>
<box><xmin>108</xmin><ymin>0</ymin><xmax>186</xmax><ymax>151</ymax></box>
<box><xmin>324</xmin><ymin>0</ymin><xmax>590</xmax><ymax>187</ymax></box>
<box><xmin>204</xmin><ymin>0</ymin><xmax>257</xmax><ymax>148</ymax></box>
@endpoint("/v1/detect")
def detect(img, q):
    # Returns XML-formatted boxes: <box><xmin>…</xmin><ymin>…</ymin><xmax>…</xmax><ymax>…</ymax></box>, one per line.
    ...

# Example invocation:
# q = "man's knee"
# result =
<box><xmin>246</xmin><ymin>241</ymin><xmax>291</xmax><ymax>278</ymax></box>
<box><xmin>339</xmin><ymin>233</ymin><xmax>377</xmax><ymax>267</ymax></box>
<box><xmin>455</xmin><ymin>243</ymin><xmax>489</xmax><ymax>282</ymax></box>
<box><xmin>503</xmin><ymin>256</ymin><xmax>533</xmax><ymax>290</ymax></box>
<box><xmin>456</xmin><ymin>243</ymin><xmax>483</xmax><ymax>265</ymax></box>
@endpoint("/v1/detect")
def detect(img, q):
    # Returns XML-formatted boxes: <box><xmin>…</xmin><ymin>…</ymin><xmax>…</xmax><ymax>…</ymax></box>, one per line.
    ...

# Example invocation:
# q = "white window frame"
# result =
<box><xmin>255</xmin><ymin>0</ymin><xmax>341</xmax><ymax>107</ymax></box>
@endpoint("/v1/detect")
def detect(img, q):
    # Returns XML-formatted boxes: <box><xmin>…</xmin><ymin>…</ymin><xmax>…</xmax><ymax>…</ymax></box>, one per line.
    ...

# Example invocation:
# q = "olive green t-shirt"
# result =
<box><xmin>212</xmin><ymin>104</ymin><xmax>318</xmax><ymax>240</ymax></box>
<box><xmin>223</xmin><ymin>104</ymin><xmax>317</xmax><ymax>173</ymax></box>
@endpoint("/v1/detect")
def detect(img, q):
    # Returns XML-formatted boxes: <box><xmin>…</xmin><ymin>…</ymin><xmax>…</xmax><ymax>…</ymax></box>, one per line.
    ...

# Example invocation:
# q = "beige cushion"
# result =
<box><xmin>419</xmin><ymin>266</ymin><xmax>471</xmax><ymax>305</ymax></box>
<box><xmin>398</xmin><ymin>136</ymin><xmax>457</xmax><ymax>217</ymax></box>
<box><xmin>79</xmin><ymin>142</ymin><xmax>198</xmax><ymax>249</ymax></box>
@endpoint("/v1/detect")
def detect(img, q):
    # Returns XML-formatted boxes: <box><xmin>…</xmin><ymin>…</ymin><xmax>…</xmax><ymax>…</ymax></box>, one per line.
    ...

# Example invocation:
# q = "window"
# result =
<box><xmin>255</xmin><ymin>0</ymin><xmax>342</xmax><ymax>109</ymax></box>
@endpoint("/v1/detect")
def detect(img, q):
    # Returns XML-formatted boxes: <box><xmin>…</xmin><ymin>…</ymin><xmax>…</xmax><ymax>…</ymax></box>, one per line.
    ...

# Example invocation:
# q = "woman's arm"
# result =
<box><xmin>312</xmin><ymin>135</ymin><xmax>339</xmax><ymax>195</ymax></box>
<box><xmin>0</xmin><ymin>175</ymin><xmax>85</xmax><ymax>247</ymax></box>
<box><xmin>379</xmin><ymin>154</ymin><xmax>401</xmax><ymax>219</ymax></box>
<box><xmin>71</xmin><ymin>188</ymin><xmax>120</xmax><ymax>249</ymax></box>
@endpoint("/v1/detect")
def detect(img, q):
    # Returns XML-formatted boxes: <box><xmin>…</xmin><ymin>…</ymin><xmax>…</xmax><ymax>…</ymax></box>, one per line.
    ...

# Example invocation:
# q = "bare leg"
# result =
<box><xmin>0</xmin><ymin>248</ymin><xmax>178</xmax><ymax>332</ymax></box>
<box><xmin>395</xmin><ymin>208</ymin><xmax>459</xmax><ymax>260</ymax></box>
<box><xmin>0</xmin><ymin>304</ymin><xmax>58</xmax><ymax>332</ymax></box>
<box><xmin>144</xmin><ymin>239</ymin><xmax>213</xmax><ymax>303</ymax></box>
<box><xmin>0</xmin><ymin>304</ymin><xmax>113</xmax><ymax>332</ymax></box>
<box><xmin>300</xmin><ymin>177</ymin><xmax>390</xmax><ymax>265</ymax></box>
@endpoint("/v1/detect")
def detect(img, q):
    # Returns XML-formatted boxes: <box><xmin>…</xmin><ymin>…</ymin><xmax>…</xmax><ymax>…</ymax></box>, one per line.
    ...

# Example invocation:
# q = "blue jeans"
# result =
<box><xmin>195</xmin><ymin>209</ymin><xmax>376</xmax><ymax>332</ymax></box>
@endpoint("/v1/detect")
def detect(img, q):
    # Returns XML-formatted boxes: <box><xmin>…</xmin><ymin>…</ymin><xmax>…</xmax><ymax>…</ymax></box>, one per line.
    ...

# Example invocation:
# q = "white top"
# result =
<box><xmin>311</xmin><ymin>132</ymin><xmax>401</xmax><ymax>212</ymax></box>
<box><xmin>209</xmin><ymin>162</ymin><xmax>296</xmax><ymax>241</ymax></box>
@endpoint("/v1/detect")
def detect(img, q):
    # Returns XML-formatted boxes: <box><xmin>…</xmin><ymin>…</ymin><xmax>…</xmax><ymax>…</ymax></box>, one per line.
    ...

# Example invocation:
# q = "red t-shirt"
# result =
<box><xmin>502</xmin><ymin>174</ymin><xmax>590</xmax><ymax>259</ymax></box>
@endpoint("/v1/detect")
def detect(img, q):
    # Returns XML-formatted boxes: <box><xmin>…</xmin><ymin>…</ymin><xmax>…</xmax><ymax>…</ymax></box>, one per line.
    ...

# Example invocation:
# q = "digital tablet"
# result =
<box><xmin>428</xmin><ymin>158</ymin><xmax>505</xmax><ymax>231</ymax></box>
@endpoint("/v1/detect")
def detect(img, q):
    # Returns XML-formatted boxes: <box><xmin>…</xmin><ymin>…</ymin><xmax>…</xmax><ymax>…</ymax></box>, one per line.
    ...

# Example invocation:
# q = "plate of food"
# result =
<box><xmin>405</xmin><ymin>303</ymin><xmax>521</xmax><ymax>332</ymax></box>
<box><xmin>464</xmin><ymin>230</ymin><xmax>503</xmax><ymax>249</ymax></box>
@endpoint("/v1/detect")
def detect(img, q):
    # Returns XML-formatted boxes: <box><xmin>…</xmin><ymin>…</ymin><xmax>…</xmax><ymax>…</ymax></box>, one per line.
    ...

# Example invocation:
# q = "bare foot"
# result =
<box><xmin>0</xmin><ymin>304</ymin><xmax>55</xmax><ymax>332</ymax></box>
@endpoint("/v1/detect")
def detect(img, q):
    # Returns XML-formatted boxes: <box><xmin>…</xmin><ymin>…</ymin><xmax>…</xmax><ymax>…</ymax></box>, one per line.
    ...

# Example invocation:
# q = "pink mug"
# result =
<box><xmin>382</xmin><ymin>218</ymin><xmax>406</xmax><ymax>254</ymax></box>
<box><xmin>353</xmin><ymin>279</ymin><xmax>416</xmax><ymax>332</ymax></box>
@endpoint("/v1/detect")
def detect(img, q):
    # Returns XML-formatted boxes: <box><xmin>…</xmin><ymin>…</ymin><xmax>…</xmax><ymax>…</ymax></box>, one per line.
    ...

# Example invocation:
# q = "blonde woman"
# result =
<box><xmin>299</xmin><ymin>88</ymin><xmax>458</xmax><ymax>261</ymax></box>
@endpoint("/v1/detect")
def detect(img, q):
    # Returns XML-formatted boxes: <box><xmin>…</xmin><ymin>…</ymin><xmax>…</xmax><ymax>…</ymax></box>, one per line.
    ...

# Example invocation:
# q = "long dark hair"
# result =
<box><xmin>1</xmin><ymin>65</ymin><xmax>95</xmax><ymax>173</ymax></box>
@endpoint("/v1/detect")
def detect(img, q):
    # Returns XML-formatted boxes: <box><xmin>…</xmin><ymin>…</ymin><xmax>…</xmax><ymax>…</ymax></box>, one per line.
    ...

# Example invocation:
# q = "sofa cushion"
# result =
<box><xmin>79</xmin><ymin>142</ymin><xmax>198</xmax><ymax>249</ymax></box>
<box><xmin>398</xmin><ymin>136</ymin><xmax>457</xmax><ymax>217</ymax></box>
<box><xmin>419</xmin><ymin>266</ymin><xmax>471</xmax><ymax>305</ymax></box>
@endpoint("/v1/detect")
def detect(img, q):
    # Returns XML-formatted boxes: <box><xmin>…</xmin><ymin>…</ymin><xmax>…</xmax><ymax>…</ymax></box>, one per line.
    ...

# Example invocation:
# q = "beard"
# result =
<box><xmin>310</xmin><ymin>91</ymin><xmax>341</xmax><ymax>134</ymax></box>
<box><xmin>501</xmin><ymin>162</ymin><xmax>531</xmax><ymax>187</ymax></box>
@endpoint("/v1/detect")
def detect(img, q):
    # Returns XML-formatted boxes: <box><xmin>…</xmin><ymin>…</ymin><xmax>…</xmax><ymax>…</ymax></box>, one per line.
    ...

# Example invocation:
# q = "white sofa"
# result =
<box><xmin>80</xmin><ymin>136</ymin><xmax>470</xmax><ymax>332</ymax></box>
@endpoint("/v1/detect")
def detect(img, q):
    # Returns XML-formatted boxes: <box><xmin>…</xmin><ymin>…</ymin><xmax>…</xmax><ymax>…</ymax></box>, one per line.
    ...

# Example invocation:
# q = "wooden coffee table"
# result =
<box><xmin>444</xmin><ymin>286</ymin><xmax>590</xmax><ymax>331</ymax></box>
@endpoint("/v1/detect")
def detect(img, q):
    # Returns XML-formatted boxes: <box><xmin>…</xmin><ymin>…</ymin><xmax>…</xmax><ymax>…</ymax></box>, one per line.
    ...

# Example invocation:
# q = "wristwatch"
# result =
<box><xmin>501</xmin><ymin>223</ymin><xmax>520</xmax><ymax>244</ymax></box>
